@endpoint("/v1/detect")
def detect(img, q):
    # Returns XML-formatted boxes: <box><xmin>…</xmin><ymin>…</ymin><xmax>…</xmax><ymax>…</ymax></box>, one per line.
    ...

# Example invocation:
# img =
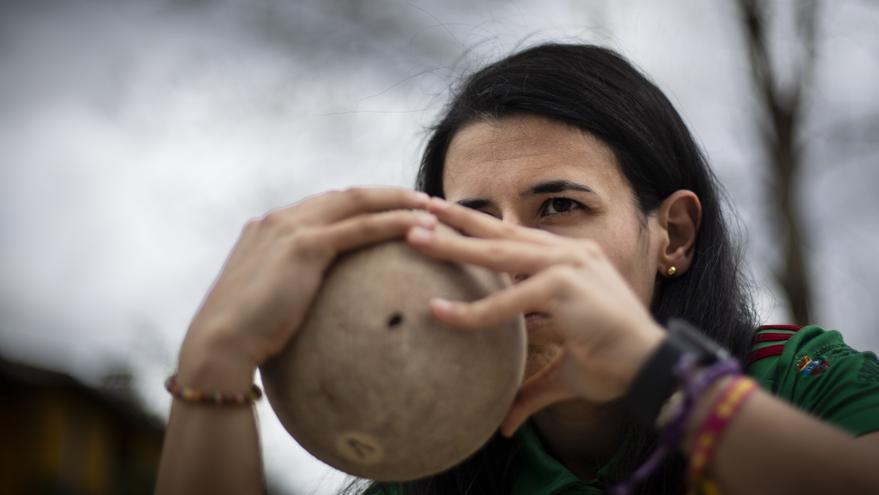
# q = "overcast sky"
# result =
<box><xmin>2</xmin><ymin>1</ymin><xmax>878</xmax><ymax>493</ymax></box>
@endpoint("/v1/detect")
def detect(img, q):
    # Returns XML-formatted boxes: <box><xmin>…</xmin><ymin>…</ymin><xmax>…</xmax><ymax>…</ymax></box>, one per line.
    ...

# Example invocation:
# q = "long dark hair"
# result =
<box><xmin>364</xmin><ymin>43</ymin><xmax>757</xmax><ymax>495</ymax></box>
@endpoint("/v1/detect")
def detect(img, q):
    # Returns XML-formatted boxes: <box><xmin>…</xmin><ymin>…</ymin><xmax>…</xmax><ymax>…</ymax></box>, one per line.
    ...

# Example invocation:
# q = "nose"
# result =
<box><xmin>499</xmin><ymin>210</ymin><xmax>525</xmax><ymax>228</ymax></box>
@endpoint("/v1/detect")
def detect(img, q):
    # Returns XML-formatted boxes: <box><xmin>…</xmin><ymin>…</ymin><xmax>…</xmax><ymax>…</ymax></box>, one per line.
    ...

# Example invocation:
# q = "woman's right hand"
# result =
<box><xmin>178</xmin><ymin>187</ymin><xmax>435</xmax><ymax>377</ymax></box>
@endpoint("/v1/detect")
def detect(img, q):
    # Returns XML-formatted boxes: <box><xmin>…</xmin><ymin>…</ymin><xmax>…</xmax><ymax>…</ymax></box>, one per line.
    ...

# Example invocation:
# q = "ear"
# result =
<box><xmin>655</xmin><ymin>190</ymin><xmax>701</xmax><ymax>277</ymax></box>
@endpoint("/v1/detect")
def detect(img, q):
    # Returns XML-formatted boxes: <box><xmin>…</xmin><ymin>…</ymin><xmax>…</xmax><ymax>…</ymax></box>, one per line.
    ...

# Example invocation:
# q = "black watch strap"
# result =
<box><xmin>622</xmin><ymin>319</ymin><xmax>730</xmax><ymax>427</ymax></box>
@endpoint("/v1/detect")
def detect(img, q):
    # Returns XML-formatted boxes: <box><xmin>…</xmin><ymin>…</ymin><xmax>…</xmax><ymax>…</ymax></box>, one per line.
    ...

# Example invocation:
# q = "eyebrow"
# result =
<box><xmin>454</xmin><ymin>180</ymin><xmax>596</xmax><ymax>210</ymax></box>
<box><xmin>520</xmin><ymin>180</ymin><xmax>594</xmax><ymax>197</ymax></box>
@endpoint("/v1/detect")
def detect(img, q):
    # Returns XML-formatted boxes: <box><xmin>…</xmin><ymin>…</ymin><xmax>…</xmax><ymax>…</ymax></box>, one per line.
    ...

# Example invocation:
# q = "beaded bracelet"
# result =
<box><xmin>687</xmin><ymin>376</ymin><xmax>758</xmax><ymax>489</ymax></box>
<box><xmin>164</xmin><ymin>373</ymin><xmax>263</xmax><ymax>406</ymax></box>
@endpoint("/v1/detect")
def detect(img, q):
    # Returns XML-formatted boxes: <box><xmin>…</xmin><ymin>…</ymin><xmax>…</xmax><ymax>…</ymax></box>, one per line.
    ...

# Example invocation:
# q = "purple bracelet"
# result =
<box><xmin>611</xmin><ymin>355</ymin><xmax>741</xmax><ymax>495</ymax></box>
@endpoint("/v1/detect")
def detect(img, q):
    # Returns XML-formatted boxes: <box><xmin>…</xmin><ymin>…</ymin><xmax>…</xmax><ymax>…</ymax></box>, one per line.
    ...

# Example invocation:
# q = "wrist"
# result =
<box><xmin>623</xmin><ymin>318</ymin><xmax>733</xmax><ymax>427</ymax></box>
<box><xmin>177</xmin><ymin>327</ymin><xmax>258</xmax><ymax>393</ymax></box>
<box><xmin>621</xmin><ymin>320</ymin><xmax>665</xmax><ymax>388</ymax></box>
<box><xmin>588</xmin><ymin>317</ymin><xmax>665</xmax><ymax>398</ymax></box>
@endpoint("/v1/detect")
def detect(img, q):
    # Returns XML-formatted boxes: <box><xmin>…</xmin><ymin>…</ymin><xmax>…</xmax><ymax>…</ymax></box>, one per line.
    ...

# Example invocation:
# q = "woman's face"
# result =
<box><xmin>442</xmin><ymin>114</ymin><xmax>664</xmax><ymax>378</ymax></box>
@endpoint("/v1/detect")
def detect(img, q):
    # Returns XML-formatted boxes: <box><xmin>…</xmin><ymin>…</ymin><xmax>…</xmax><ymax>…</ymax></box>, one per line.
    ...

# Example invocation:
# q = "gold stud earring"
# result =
<box><xmin>666</xmin><ymin>266</ymin><xmax>677</xmax><ymax>277</ymax></box>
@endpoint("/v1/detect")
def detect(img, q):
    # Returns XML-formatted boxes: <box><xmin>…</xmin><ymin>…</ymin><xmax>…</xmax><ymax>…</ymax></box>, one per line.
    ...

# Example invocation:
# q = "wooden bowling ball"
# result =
<box><xmin>260</xmin><ymin>224</ymin><xmax>526</xmax><ymax>481</ymax></box>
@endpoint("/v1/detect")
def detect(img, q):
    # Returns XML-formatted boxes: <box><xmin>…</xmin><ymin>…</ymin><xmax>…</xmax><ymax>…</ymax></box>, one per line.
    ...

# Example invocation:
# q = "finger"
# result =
<box><xmin>429</xmin><ymin>274</ymin><xmax>555</xmax><ymax>330</ymax></box>
<box><xmin>293</xmin><ymin>187</ymin><xmax>431</xmax><ymax>225</ymax></box>
<box><xmin>499</xmin><ymin>352</ymin><xmax>576</xmax><ymax>437</ymax></box>
<box><xmin>407</xmin><ymin>226</ymin><xmax>573</xmax><ymax>275</ymax></box>
<box><xmin>310</xmin><ymin>209</ymin><xmax>438</xmax><ymax>257</ymax></box>
<box><xmin>426</xmin><ymin>197</ymin><xmax>552</xmax><ymax>243</ymax></box>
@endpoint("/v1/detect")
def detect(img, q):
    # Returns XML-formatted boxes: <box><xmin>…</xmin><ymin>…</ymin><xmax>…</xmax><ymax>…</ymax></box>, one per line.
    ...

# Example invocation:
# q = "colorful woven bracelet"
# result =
<box><xmin>611</xmin><ymin>356</ymin><xmax>741</xmax><ymax>495</ymax></box>
<box><xmin>164</xmin><ymin>373</ymin><xmax>262</xmax><ymax>406</ymax></box>
<box><xmin>687</xmin><ymin>376</ymin><xmax>758</xmax><ymax>488</ymax></box>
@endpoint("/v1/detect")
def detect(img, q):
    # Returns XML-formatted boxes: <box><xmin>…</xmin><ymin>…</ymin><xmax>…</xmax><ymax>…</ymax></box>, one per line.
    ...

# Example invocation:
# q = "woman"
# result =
<box><xmin>156</xmin><ymin>44</ymin><xmax>879</xmax><ymax>494</ymax></box>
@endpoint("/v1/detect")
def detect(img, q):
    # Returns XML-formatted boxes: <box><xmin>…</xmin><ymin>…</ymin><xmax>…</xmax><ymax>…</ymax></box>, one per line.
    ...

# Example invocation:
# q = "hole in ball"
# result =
<box><xmin>387</xmin><ymin>313</ymin><xmax>404</xmax><ymax>329</ymax></box>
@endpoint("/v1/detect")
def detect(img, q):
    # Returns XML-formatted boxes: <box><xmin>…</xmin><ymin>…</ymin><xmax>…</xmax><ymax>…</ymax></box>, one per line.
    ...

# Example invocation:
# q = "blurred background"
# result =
<box><xmin>1</xmin><ymin>0</ymin><xmax>877</xmax><ymax>493</ymax></box>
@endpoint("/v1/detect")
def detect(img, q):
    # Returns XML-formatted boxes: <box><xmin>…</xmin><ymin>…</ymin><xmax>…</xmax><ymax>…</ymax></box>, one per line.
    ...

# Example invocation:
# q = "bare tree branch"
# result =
<box><xmin>737</xmin><ymin>0</ymin><xmax>819</xmax><ymax>324</ymax></box>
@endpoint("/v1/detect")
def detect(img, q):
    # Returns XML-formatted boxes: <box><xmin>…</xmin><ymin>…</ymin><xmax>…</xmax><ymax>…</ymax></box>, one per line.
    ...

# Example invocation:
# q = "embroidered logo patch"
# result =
<box><xmin>796</xmin><ymin>355</ymin><xmax>830</xmax><ymax>377</ymax></box>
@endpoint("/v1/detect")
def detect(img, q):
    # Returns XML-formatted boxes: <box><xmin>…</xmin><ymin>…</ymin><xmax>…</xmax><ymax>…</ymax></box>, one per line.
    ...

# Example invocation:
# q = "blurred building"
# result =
<box><xmin>0</xmin><ymin>355</ymin><xmax>163</xmax><ymax>495</ymax></box>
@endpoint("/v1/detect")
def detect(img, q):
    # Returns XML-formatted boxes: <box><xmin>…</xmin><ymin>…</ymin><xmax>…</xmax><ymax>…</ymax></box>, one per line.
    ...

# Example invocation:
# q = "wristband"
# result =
<box><xmin>612</xmin><ymin>356</ymin><xmax>740</xmax><ymax>495</ymax></box>
<box><xmin>624</xmin><ymin>319</ymin><xmax>731</xmax><ymax>427</ymax></box>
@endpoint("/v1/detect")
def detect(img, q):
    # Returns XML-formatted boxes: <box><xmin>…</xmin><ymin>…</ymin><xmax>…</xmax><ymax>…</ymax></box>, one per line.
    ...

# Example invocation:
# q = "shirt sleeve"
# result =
<box><xmin>746</xmin><ymin>325</ymin><xmax>879</xmax><ymax>436</ymax></box>
<box><xmin>363</xmin><ymin>482</ymin><xmax>400</xmax><ymax>495</ymax></box>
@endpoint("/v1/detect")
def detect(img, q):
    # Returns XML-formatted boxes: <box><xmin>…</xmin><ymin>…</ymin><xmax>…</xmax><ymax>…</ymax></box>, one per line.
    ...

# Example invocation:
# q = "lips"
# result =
<box><xmin>524</xmin><ymin>312</ymin><xmax>549</xmax><ymax>330</ymax></box>
<box><xmin>524</xmin><ymin>312</ymin><xmax>549</xmax><ymax>322</ymax></box>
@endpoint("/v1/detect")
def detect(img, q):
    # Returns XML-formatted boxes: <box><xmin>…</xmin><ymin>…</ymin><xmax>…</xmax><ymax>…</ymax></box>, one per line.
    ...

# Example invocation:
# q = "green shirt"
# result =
<box><xmin>370</xmin><ymin>325</ymin><xmax>879</xmax><ymax>494</ymax></box>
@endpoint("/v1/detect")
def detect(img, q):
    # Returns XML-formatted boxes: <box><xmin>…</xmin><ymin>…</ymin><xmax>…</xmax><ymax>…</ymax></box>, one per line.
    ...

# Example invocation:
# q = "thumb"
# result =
<box><xmin>499</xmin><ymin>351</ymin><xmax>576</xmax><ymax>437</ymax></box>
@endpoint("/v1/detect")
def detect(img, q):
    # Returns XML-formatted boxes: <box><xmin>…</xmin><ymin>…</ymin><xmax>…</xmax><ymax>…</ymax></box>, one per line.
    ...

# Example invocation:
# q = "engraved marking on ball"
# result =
<box><xmin>387</xmin><ymin>312</ymin><xmax>404</xmax><ymax>329</ymax></box>
<box><xmin>336</xmin><ymin>431</ymin><xmax>384</xmax><ymax>465</ymax></box>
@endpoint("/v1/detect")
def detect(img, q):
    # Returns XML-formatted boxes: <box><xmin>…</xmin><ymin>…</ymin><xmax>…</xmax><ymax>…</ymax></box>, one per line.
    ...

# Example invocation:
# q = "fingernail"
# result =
<box><xmin>414</xmin><ymin>191</ymin><xmax>430</xmax><ymax>202</ymax></box>
<box><xmin>416</xmin><ymin>213</ymin><xmax>437</xmax><ymax>228</ymax></box>
<box><xmin>409</xmin><ymin>226</ymin><xmax>434</xmax><ymax>242</ymax></box>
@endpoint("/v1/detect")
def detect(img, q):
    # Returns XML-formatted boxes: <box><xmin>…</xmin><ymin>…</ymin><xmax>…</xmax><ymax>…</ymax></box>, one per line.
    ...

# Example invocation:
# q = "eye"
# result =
<box><xmin>539</xmin><ymin>197</ymin><xmax>584</xmax><ymax>217</ymax></box>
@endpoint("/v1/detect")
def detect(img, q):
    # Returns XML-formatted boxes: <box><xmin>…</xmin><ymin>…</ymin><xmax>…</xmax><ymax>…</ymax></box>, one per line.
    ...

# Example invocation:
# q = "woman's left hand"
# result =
<box><xmin>406</xmin><ymin>197</ymin><xmax>666</xmax><ymax>437</ymax></box>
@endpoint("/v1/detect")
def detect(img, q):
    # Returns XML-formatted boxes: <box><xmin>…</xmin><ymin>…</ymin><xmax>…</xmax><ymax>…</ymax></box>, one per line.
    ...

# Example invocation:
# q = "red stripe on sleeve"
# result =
<box><xmin>748</xmin><ymin>344</ymin><xmax>787</xmax><ymax>365</ymax></box>
<box><xmin>752</xmin><ymin>332</ymin><xmax>795</xmax><ymax>343</ymax></box>
<box><xmin>756</xmin><ymin>324</ymin><xmax>802</xmax><ymax>332</ymax></box>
